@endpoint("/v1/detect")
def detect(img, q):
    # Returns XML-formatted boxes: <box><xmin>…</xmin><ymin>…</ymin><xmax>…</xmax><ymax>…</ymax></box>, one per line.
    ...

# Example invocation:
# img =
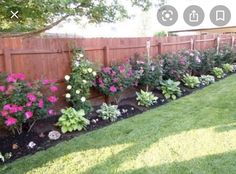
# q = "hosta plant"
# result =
<box><xmin>199</xmin><ymin>75</ymin><xmax>215</xmax><ymax>86</ymax></box>
<box><xmin>222</xmin><ymin>64</ymin><xmax>234</xmax><ymax>73</ymax></box>
<box><xmin>65</xmin><ymin>48</ymin><xmax>97</xmax><ymax>114</ymax></box>
<box><xmin>182</xmin><ymin>74</ymin><xmax>200</xmax><ymax>88</ymax></box>
<box><xmin>57</xmin><ymin>108</ymin><xmax>90</xmax><ymax>133</ymax></box>
<box><xmin>212</xmin><ymin>67</ymin><xmax>224</xmax><ymax>79</ymax></box>
<box><xmin>136</xmin><ymin>90</ymin><xmax>158</xmax><ymax>107</ymax></box>
<box><xmin>96</xmin><ymin>103</ymin><xmax>121</xmax><ymax>122</ymax></box>
<box><xmin>0</xmin><ymin>73</ymin><xmax>57</xmax><ymax>135</ymax></box>
<box><xmin>160</xmin><ymin>79</ymin><xmax>182</xmax><ymax>100</ymax></box>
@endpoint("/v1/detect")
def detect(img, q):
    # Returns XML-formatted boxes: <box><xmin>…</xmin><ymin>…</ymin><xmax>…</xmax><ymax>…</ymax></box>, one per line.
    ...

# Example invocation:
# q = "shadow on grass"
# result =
<box><xmin>215</xmin><ymin>124</ymin><xmax>236</xmax><ymax>132</ymax></box>
<box><xmin>1</xmin><ymin>75</ymin><xmax>236</xmax><ymax>174</ymax></box>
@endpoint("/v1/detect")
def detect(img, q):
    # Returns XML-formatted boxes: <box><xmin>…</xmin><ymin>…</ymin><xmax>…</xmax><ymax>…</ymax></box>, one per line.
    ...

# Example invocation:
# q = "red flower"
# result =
<box><xmin>25</xmin><ymin>111</ymin><xmax>33</xmax><ymax>119</ymax></box>
<box><xmin>5</xmin><ymin>117</ymin><xmax>17</xmax><ymax>126</ymax></box>
<box><xmin>48</xmin><ymin>96</ymin><xmax>58</xmax><ymax>103</ymax></box>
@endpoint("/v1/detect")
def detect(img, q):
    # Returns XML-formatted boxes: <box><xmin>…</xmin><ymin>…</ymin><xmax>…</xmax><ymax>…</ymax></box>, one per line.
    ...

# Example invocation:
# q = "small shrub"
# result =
<box><xmin>136</xmin><ymin>90</ymin><xmax>158</xmax><ymax>107</ymax></box>
<box><xmin>199</xmin><ymin>75</ymin><xmax>215</xmax><ymax>86</ymax></box>
<box><xmin>96</xmin><ymin>64</ymin><xmax>137</xmax><ymax>103</ymax></box>
<box><xmin>161</xmin><ymin>53</ymin><xmax>189</xmax><ymax>81</ymax></box>
<box><xmin>57</xmin><ymin>108</ymin><xmax>90</xmax><ymax>133</ymax></box>
<box><xmin>213</xmin><ymin>67</ymin><xmax>224</xmax><ymax>79</ymax></box>
<box><xmin>130</xmin><ymin>57</ymin><xmax>162</xmax><ymax>89</ymax></box>
<box><xmin>182</xmin><ymin>74</ymin><xmax>200</xmax><ymax>88</ymax></box>
<box><xmin>97</xmin><ymin>103</ymin><xmax>121</xmax><ymax>122</ymax></box>
<box><xmin>0</xmin><ymin>73</ymin><xmax>57</xmax><ymax>135</ymax></box>
<box><xmin>160</xmin><ymin>79</ymin><xmax>182</xmax><ymax>100</ymax></box>
<box><xmin>201</xmin><ymin>49</ymin><xmax>217</xmax><ymax>74</ymax></box>
<box><xmin>65</xmin><ymin>48</ymin><xmax>96</xmax><ymax>114</ymax></box>
<box><xmin>222</xmin><ymin>63</ymin><xmax>234</xmax><ymax>73</ymax></box>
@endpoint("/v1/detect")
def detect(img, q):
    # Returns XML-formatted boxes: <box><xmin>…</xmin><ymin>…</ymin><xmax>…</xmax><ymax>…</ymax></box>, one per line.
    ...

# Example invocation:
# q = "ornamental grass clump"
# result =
<box><xmin>0</xmin><ymin>73</ymin><xmax>58</xmax><ymax>134</ymax></box>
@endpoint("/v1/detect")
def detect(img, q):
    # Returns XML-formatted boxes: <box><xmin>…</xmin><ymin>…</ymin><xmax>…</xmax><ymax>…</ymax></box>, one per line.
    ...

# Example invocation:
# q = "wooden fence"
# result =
<box><xmin>0</xmin><ymin>34</ymin><xmax>235</xmax><ymax>106</ymax></box>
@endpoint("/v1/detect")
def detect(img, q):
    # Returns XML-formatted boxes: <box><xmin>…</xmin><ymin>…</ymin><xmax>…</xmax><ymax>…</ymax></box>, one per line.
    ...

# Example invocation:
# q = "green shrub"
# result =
<box><xmin>222</xmin><ymin>63</ymin><xmax>234</xmax><ymax>73</ymax></box>
<box><xmin>136</xmin><ymin>90</ymin><xmax>158</xmax><ymax>107</ymax></box>
<box><xmin>201</xmin><ymin>49</ymin><xmax>217</xmax><ymax>74</ymax></box>
<box><xmin>160</xmin><ymin>79</ymin><xmax>182</xmax><ymax>100</ymax></box>
<box><xmin>199</xmin><ymin>75</ymin><xmax>215</xmax><ymax>86</ymax></box>
<box><xmin>182</xmin><ymin>74</ymin><xmax>200</xmax><ymax>88</ymax></box>
<box><xmin>57</xmin><ymin>108</ymin><xmax>90</xmax><ymax>133</ymax></box>
<box><xmin>130</xmin><ymin>57</ymin><xmax>162</xmax><ymax>90</ymax></box>
<box><xmin>213</xmin><ymin>67</ymin><xmax>224</xmax><ymax>79</ymax></box>
<box><xmin>65</xmin><ymin>48</ymin><xmax>97</xmax><ymax>114</ymax></box>
<box><xmin>97</xmin><ymin>103</ymin><xmax>121</xmax><ymax>122</ymax></box>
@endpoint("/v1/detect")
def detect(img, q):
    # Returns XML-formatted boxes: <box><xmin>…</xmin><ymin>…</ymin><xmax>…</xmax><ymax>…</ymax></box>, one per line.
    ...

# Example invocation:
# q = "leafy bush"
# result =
<box><xmin>218</xmin><ymin>46</ymin><xmax>236</xmax><ymax>65</ymax></box>
<box><xmin>96</xmin><ymin>103</ymin><xmax>121</xmax><ymax>122</ymax></box>
<box><xmin>136</xmin><ymin>90</ymin><xmax>158</xmax><ymax>107</ymax></box>
<box><xmin>96</xmin><ymin>64</ymin><xmax>137</xmax><ymax>103</ymax></box>
<box><xmin>0</xmin><ymin>73</ymin><xmax>57</xmax><ymax>134</ymax></box>
<box><xmin>182</xmin><ymin>74</ymin><xmax>200</xmax><ymax>88</ymax></box>
<box><xmin>161</xmin><ymin>53</ymin><xmax>189</xmax><ymax>81</ymax></box>
<box><xmin>130</xmin><ymin>57</ymin><xmax>162</xmax><ymax>89</ymax></box>
<box><xmin>199</xmin><ymin>75</ymin><xmax>215</xmax><ymax>86</ymax></box>
<box><xmin>65</xmin><ymin>48</ymin><xmax>96</xmax><ymax>114</ymax></box>
<box><xmin>200</xmin><ymin>49</ymin><xmax>217</xmax><ymax>74</ymax></box>
<box><xmin>212</xmin><ymin>67</ymin><xmax>224</xmax><ymax>79</ymax></box>
<box><xmin>179</xmin><ymin>50</ymin><xmax>203</xmax><ymax>75</ymax></box>
<box><xmin>57</xmin><ymin>108</ymin><xmax>90</xmax><ymax>133</ymax></box>
<box><xmin>160</xmin><ymin>79</ymin><xmax>182</xmax><ymax>100</ymax></box>
<box><xmin>222</xmin><ymin>63</ymin><xmax>234</xmax><ymax>73</ymax></box>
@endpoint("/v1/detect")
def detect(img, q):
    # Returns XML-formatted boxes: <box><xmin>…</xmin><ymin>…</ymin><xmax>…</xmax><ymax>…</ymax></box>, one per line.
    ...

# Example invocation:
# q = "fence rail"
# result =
<box><xmin>0</xmin><ymin>34</ymin><xmax>235</xmax><ymax>105</ymax></box>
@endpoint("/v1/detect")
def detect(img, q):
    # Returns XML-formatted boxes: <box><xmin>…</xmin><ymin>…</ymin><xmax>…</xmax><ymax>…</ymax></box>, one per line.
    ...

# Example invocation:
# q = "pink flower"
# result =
<box><xmin>3</xmin><ymin>104</ymin><xmax>11</xmax><ymax>110</ymax></box>
<box><xmin>6</xmin><ymin>73</ymin><xmax>25</xmax><ymax>83</ymax></box>
<box><xmin>195</xmin><ymin>56</ymin><xmax>201</xmax><ymax>64</ymax></box>
<box><xmin>5</xmin><ymin>117</ymin><xmax>17</xmax><ymax>126</ymax></box>
<box><xmin>102</xmin><ymin>67</ymin><xmax>111</xmax><ymax>73</ymax></box>
<box><xmin>26</xmin><ymin>102</ymin><xmax>32</xmax><ymax>107</ymax></box>
<box><xmin>111</xmin><ymin>70</ymin><xmax>116</xmax><ymax>77</ymax></box>
<box><xmin>9</xmin><ymin>105</ymin><xmax>18</xmax><ymax>114</ymax></box>
<box><xmin>43</xmin><ymin>79</ymin><xmax>50</xmax><ymax>85</ymax></box>
<box><xmin>48</xmin><ymin>96</ymin><xmax>58</xmax><ymax>103</ymax></box>
<box><xmin>15</xmin><ymin>73</ymin><xmax>25</xmax><ymax>80</ymax></box>
<box><xmin>119</xmin><ymin>65</ymin><xmax>126</xmax><ymax>73</ymax></box>
<box><xmin>0</xmin><ymin>86</ymin><xmax>5</xmax><ymax>92</ymax></box>
<box><xmin>98</xmin><ymin>77</ymin><xmax>104</xmax><ymax>84</ymax></box>
<box><xmin>50</xmin><ymin>86</ymin><xmax>58</xmax><ymax>92</ymax></box>
<box><xmin>25</xmin><ymin>111</ymin><xmax>33</xmax><ymax>119</ymax></box>
<box><xmin>17</xmin><ymin>106</ymin><xmax>23</xmax><ymax>112</ymax></box>
<box><xmin>27</xmin><ymin>93</ymin><xmax>37</xmax><ymax>102</ymax></box>
<box><xmin>113</xmin><ymin>78</ymin><xmax>120</xmax><ymax>83</ymax></box>
<box><xmin>7</xmin><ymin>75</ymin><xmax>16</xmax><ymax>83</ymax></box>
<box><xmin>109</xmin><ymin>86</ymin><xmax>117</xmax><ymax>93</ymax></box>
<box><xmin>38</xmin><ymin>99</ymin><xmax>44</xmax><ymax>108</ymax></box>
<box><xmin>48</xmin><ymin>109</ymin><xmax>55</xmax><ymax>116</ymax></box>
<box><xmin>1</xmin><ymin>110</ymin><xmax>8</xmax><ymax>117</ymax></box>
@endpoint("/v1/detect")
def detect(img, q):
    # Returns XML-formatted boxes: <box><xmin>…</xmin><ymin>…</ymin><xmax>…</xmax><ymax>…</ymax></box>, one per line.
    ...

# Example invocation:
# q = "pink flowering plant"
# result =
<box><xmin>96</xmin><ymin>64</ymin><xmax>137</xmax><ymax>103</ymax></box>
<box><xmin>0</xmin><ymin>72</ymin><xmax>58</xmax><ymax>134</ymax></box>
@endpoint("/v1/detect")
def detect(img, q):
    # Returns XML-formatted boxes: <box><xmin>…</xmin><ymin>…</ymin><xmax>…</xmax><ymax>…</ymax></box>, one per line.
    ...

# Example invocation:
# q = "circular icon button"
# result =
<box><xmin>184</xmin><ymin>5</ymin><xmax>204</xmax><ymax>26</ymax></box>
<box><xmin>157</xmin><ymin>5</ymin><xmax>178</xmax><ymax>26</ymax></box>
<box><xmin>210</xmin><ymin>5</ymin><xmax>231</xmax><ymax>26</ymax></box>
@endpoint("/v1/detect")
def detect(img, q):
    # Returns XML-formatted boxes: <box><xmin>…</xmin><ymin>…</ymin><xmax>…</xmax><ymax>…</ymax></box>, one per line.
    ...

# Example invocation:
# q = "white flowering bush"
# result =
<box><xmin>65</xmin><ymin>48</ymin><xmax>97</xmax><ymax>114</ymax></box>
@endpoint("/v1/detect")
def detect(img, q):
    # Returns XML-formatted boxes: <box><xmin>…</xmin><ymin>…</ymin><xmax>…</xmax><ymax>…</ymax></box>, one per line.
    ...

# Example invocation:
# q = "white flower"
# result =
<box><xmin>65</xmin><ymin>93</ymin><xmax>71</xmax><ymax>98</ymax></box>
<box><xmin>81</xmin><ymin>97</ymin><xmax>86</xmax><ymax>102</ymax></box>
<box><xmin>79</xmin><ymin>53</ymin><xmax>84</xmax><ymax>58</ymax></box>
<box><xmin>83</xmin><ymin>80</ymin><xmax>87</xmax><ymax>84</ymax></box>
<box><xmin>67</xmin><ymin>85</ymin><xmax>72</xmax><ymax>90</ymax></box>
<box><xmin>88</xmin><ymin>68</ymin><xmax>93</xmax><ymax>73</ymax></box>
<box><xmin>76</xmin><ymin>90</ymin><xmax>80</xmax><ymax>94</ymax></box>
<box><xmin>64</xmin><ymin>75</ymin><xmax>70</xmax><ymax>81</ymax></box>
<box><xmin>75</xmin><ymin>61</ymin><xmax>80</xmax><ymax>67</ymax></box>
<box><xmin>92</xmin><ymin>71</ymin><xmax>97</xmax><ymax>76</ymax></box>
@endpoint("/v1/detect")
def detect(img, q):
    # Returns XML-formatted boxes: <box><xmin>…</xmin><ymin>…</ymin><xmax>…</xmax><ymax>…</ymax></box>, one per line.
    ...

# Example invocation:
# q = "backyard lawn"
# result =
<box><xmin>1</xmin><ymin>74</ymin><xmax>236</xmax><ymax>174</ymax></box>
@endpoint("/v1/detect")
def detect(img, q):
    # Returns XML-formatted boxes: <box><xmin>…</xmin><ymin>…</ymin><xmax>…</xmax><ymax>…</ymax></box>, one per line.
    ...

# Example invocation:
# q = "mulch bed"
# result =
<box><xmin>0</xmin><ymin>73</ymin><xmax>234</xmax><ymax>164</ymax></box>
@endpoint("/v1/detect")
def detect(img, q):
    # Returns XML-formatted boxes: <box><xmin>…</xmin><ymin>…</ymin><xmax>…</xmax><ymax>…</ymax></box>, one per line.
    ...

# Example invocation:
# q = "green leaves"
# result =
<box><xmin>161</xmin><ymin>79</ymin><xmax>181</xmax><ymax>100</ymax></box>
<box><xmin>213</xmin><ymin>67</ymin><xmax>224</xmax><ymax>79</ymax></box>
<box><xmin>136</xmin><ymin>90</ymin><xmax>158</xmax><ymax>107</ymax></box>
<box><xmin>96</xmin><ymin>103</ymin><xmax>121</xmax><ymax>122</ymax></box>
<box><xmin>182</xmin><ymin>74</ymin><xmax>200</xmax><ymax>89</ymax></box>
<box><xmin>57</xmin><ymin>107</ymin><xmax>90</xmax><ymax>133</ymax></box>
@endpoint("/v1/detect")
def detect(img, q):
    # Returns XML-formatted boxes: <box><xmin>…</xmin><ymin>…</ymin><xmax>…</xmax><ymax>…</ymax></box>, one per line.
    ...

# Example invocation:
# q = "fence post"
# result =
<box><xmin>3</xmin><ymin>49</ymin><xmax>13</xmax><ymax>74</ymax></box>
<box><xmin>157</xmin><ymin>42</ymin><xmax>162</xmax><ymax>55</ymax></box>
<box><xmin>103</xmin><ymin>46</ymin><xmax>110</xmax><ymax>103</ymax></box>
<box><xmin>216</xmin><ymin>36</ymin><xmax>220</xmax><ymax>55</ymax></box>
<box><xmin>146</xmin><ymin>40</ymin><xmax>151</xmax><ymax>64</ymax></box>
<box><xmin>190</xmin><ymin>38</ymin><xmax>195</xmax><ymax>50</ymax></box>
<box><xmin>231</xmin><ymin>36</ymin><xmax>235</xmax><ymax>49</ymax></box>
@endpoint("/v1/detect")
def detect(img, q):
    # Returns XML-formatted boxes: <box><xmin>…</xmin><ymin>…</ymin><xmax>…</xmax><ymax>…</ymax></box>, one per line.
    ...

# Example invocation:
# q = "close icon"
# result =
<box><xmin>10</xmin><ymin>11</ymin><xmax>19</xmax><ymax>19</ymax></box>
<box><xmin>157</xmin><ymin>5</ymin><xmax>178</xmax><ymax>26</ymax></box>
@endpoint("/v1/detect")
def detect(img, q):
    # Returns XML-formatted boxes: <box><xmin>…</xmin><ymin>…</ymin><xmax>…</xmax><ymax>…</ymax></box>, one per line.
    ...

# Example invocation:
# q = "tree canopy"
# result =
<box><xmin>0</xmin><ymin>0</ymin><xmax>152</xmax><ymax>37</ymax></box>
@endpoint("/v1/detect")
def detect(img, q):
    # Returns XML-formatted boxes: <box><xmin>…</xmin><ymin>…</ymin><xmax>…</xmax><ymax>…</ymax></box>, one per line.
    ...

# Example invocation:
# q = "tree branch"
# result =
<box><xmin>0</xmin><ymin>14</ymin><xmax>71</xmax><ymax>38</ymax></box>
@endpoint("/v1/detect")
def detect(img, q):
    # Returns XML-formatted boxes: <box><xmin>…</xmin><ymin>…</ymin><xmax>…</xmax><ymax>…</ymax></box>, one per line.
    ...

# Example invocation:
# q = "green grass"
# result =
<box><xmin>1</xmin><ymin>75</ymin><xmax>236</xmax><ymax>174</ymax></box>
